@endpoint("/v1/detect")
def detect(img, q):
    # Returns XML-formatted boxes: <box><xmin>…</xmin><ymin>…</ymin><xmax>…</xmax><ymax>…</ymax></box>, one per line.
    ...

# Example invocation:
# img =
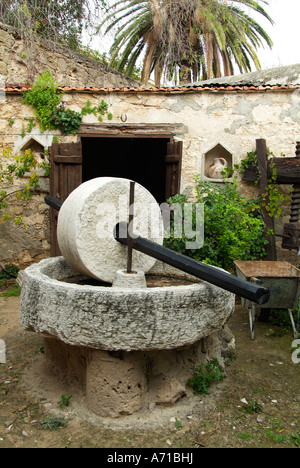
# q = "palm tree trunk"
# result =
<box><xmin>212</xmin><ymin>40</ymin><xmax>221</xmax><ymax>77</ymax></box>
<box><xmin>205</xmin><ymin>32</ymin><xmax>213</xmax><ymax>79</ymax></box>
<box><xmin>141</xmin><ymin>39</ymin><xmax>158</xmax><ymax>84</ymax></box>
<box><xmin>221</xmin><ymin>49</ymin><xmax>234</xmax><ymax>76</ymax></box>
<box><xmin>154</xmin><ymin>55</ymin><xmax>164</xmax><ymax>86</ymax></box>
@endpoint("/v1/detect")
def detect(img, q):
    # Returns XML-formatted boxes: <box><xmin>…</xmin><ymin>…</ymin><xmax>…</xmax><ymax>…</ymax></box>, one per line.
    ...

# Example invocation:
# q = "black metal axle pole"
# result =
<box><xmin>44</xmin><ymin>195</ymin><xmax>63</xmax><ymax>211</ymax></box>
<box><xmin>127</xmin><ymin>181</ymin><xmax>135</xmax><ymax>273</ymax></box>
<box><xmin>44</xmin><ymin>196</ymin><xmax>270</xmax><ymax>305</ymax></box>
<box><xmin>114</xmin><ymin>222</ymin><xmax>270</xmax><ymax>305</ymax></box>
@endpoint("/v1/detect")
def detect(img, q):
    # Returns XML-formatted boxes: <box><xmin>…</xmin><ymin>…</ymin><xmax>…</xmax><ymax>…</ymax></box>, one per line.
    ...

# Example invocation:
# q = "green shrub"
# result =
<box><xmin>187</xmin><ymin>358</ymin><xmax>226</xmax><ymax>395</ymax></box>
<box><xmin>50</xmin><ymin>107</ymin><xmax>82</xmax><ymax>134</ymax></box>
<box><xmin>164</xmin><ymin>178</ymin><xmax>267</xmax><ymax>271</ymax></box>
<box><xmin>22</xmin><ymin>72</ymin><xmax>112</xmax><ymax>135</ymax></box>
<box><xmin>58</xmin><ymin>393</ymin><xmax>72</xmax><ymax>407</ymax></box>
<box><xmin>0</xmin><ymin>263</ymin><xmax>19</xmax><ymax>279</ymax></box>
<box><xmin>23</xmin><ymin>70</ymin><xmax>63</xmax><ymax>131</ymax></box>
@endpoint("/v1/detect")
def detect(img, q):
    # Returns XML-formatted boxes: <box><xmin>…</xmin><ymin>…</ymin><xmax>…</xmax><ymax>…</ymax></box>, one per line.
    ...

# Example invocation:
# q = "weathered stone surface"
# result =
<box><xmin>20</xmin><ymin>256</ymin><xmax>235</xmax><ymax>351</ymax></box>
<box><xmin>86</xmin><ymin>349</ymin><xmax>147</xmax><ymax>417</ymax></box>
<box><xmin>0</xmin><ymin>190</ymin><xmax>50</xmax><ymax>268</ymax></box>
<box><xmin>57</xmin><ymin>177</ymin><xmax>164</xmax><ymax>283</ymax></box>
<box><xmin>112</xmin><ymin>269</ymin><xmax>147</xmax><ymax>289</ymax></box>
<box><xmin>0</xmin><ymin>22</ymin><xmax>138</xmax><ymax>87</ymax></box>
<box><xmin>154</xmin><ymin>378</ymin><xmax>186</xmax><ymax>405</ymax></box>
<box><xmin>42</xmin><ymin>329</ymin><xmax>234</xmax><ymax>418</ymax></box>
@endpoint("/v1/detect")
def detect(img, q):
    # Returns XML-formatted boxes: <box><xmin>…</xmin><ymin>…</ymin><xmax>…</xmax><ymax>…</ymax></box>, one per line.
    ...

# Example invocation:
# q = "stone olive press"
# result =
<box><xmin>20</xmin><ymin>178</ymin><xmax>269</xmax><ymax>418</ymax></box>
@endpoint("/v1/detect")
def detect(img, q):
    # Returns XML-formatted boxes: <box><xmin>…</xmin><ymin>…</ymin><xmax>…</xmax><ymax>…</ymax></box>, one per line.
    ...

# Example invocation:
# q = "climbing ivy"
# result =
<box><xmin>22</xmin><ymin>70</ymin><xmax>113</xmax><ymax>135</ymax></box>
<box><xmin>238</xmin><ymin>150</ymin><xmax>291</xmax><ymax>219</ymax></box>
<box><xmin>50</xmin><ymin>105</ymin><xmax>83</xmax><ymax>135</ymax></box>
<box><xmin>23</xmin><ymin>70</ymin><xmax>63</xmax><ymax>131</ymax></box>
<box><xmin>0</xmin><ymin>147</ymin><xmax>49</xmax><ymax>224</ymax></box>
<box><xmin>81</xmin><ymin>99</ymin><xmax>113</xmax><ymax>122</ymax></box>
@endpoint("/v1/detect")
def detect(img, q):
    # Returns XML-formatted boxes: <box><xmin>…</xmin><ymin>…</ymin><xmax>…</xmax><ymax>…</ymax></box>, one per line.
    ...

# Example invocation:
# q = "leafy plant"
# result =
<box><xmin>22</xmin><ymin>71</ymin><xmax>113</xmax><ymax>136</ymax></box>
<box><xmin>81</xmin><ymin>99</ymin><xmax>98</xmax><ymax>116</ymax></box>
<box><xmin>261</xmin><ymin>162</ymin><xmax>291</xmax><ymax>218</ymax></box>
<box><xmin>23</xmin><ymin>70</ymin><xmax>63</xmax><ymax>131</ymax></box>
<box><xmin>240</xmin><ymin>150</ymin><xmax>259</xmax><ymax>175</ymax></box>
<box><xmin>290</xmin><ymin>432</ymin><xmax>300</xmax><ymax>447</ymax></box>
<box><xmin>165</xmin><ymin>179</ymin><xmax>267</xmax><ymax>271</ymax></box>
<box><xmin>81</xmin><ymin>99</ymin><xmax>113</xmax><ymax>122</ymax></box>
<box><xmin>40</xmin><ymin>416</ymin><xmax>68</xmax><ymax>430</ymax></box>
<box><xmin>0</xmin><ymin>147</ymin><xmax>48</xmax><ymax>223</ymax></box>
<box><xmin>240</xmin><ymin>400</ymin><xmax>263</xmax><ymax>414</ymax></box>
<box><xmin>266</xmin><ymin>431</ymin><xmax>287</xmax><ymax>444</ymax></box>
<box><xmin>239</xmin><ymin>150</ymin><xmax>291</xmax><ymax>218</ymax></box>
<box><xmin>174</xmin><ymin>418</ymin><xmax>182</xmax><ymax>429</ymax></box>
<box><xmin>187</xmin><ymin>358</ymin><xmax>226</xmax><ymax>395</ymax></box>
<box><xmin>50</xmin><ymin>107</ymin><xmax>82</xmax><ymax>134</ymax></box>
<box><xmin>40</xmin><ymin>149</ymin><xmax>50</xmax><ymax>177</ymax></box>
<box><xmin>0</xmin><ymin>263</ymin><xmax>19</xmax><ymax>279</ymax></box>
<box><xmin>26</xmin><ymin>118</ymin><xmax>36</xmax><ymax>133</ymax></box>
<box><xmin>58</xmin><ymin>394</ymin><xmax>72</xmax><ymax>407</ymax></box>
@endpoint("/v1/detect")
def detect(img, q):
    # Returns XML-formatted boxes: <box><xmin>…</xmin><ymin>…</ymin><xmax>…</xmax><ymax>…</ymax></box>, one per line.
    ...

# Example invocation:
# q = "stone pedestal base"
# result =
<box><xmin>44</xmin><ymin>326</ymin><xmax>234</xmax><ymax>418</ymax></box>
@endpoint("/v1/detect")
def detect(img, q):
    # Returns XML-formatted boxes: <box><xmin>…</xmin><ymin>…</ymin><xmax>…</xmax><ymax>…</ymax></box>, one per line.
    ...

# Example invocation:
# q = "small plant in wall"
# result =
<box><xmin>239</xmin><ymin>150</ymin><xmax>260</xmax><ymax>179</ymax></box>
<box><xmin>22</xmin><ymin>70</ymin><xmax>113</xmax><ymax>136</ymax></box>
<box><xmin>23</xmin><ymin>70</ymin><xmax>64</xmax><ymax>131</ymax></box>
<box><xmin>81</xmin><ymin>99</ymin><xmax>113</xmax><ymax>122</ymax></box>
<box><xmin>50</xmin><ymin>104</ymin><xmax>83</xmax><ymax>135</ymax></box>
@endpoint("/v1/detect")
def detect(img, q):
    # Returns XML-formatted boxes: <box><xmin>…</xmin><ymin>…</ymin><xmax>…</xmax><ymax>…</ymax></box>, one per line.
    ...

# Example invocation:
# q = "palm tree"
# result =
<box><xmin>100</xmin><ymin>0</ymin><xmax>273</xmax><ymax>85</ymax></box>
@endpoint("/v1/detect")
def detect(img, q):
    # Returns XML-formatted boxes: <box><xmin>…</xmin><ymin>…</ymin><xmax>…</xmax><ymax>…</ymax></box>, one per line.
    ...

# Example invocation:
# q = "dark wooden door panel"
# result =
<box><xmin>165</xmin><ymin>141</ymin><xmax>183</xmax><ymax>200</ymax></box>
<box><xmin>49</xmin><ymin>137</ymin><xmax>182</xmax><ymax>256</ymax></box>
<box><xmin>49</xmin><ymin>142</ymin><xmax>82</xmax><ymax>256</ymax></box>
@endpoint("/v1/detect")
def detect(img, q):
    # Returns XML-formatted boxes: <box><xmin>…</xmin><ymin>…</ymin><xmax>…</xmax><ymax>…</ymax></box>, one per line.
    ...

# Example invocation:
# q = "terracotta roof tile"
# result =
<box><xmin>3</xmin><ymin>83</ymin><xmax>300</xmax><ymax>94</ymax></box>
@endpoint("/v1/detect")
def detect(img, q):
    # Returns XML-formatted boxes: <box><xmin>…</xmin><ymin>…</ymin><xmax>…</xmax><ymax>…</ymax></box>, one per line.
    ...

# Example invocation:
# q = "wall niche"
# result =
<box><xmin>202</xmin><ymin>143</ymin><xmax>233</xmax><ymax>182</ymax></box>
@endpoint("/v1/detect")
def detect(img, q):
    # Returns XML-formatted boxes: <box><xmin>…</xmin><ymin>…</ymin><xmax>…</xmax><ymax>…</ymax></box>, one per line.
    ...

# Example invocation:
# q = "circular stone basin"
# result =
<box><xmin>20</xmin><ymin>257</ymin><xmax>235</xmax><ymax>352</ymax></box>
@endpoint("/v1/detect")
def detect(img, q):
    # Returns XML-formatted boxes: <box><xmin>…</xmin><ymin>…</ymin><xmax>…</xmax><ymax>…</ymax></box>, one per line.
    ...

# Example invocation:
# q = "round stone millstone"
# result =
<box><xmin>57</xmin><ymin>177</ymin><xmax>164</xmax><ymax>283</ymax></box>
<box><xmin>20</xmin><ymin>257</ymin><xmax>235</xmax><ymax>352</ymax></box>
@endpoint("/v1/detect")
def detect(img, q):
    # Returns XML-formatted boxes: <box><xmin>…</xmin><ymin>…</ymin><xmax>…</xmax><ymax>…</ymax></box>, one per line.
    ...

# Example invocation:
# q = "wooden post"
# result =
<box><xmin>127</xmin><ymin>181</ymin><xmax>135</xmax><ymax>273</ymax></box>
<box><xmin>256</xmin><ymin>139</ymin><xmax>277</xmax><ymax>261</ymax></box>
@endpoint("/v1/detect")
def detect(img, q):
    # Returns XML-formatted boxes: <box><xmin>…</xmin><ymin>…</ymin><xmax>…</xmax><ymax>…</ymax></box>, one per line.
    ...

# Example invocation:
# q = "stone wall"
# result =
<box><xmin>0</xmin><ymin>23</ymin><xmax>138</xmax><ymax>88</ymax></box>
<box><xmin>1</xmin><ymin>85</ymin><xmax>300</xmax><ymax>267</ymax></box>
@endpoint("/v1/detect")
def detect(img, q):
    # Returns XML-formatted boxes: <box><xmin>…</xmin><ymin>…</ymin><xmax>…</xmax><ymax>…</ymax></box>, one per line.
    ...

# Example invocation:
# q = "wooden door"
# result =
<box><xmin>49</xmin><ymin>142</ymin><xmax>82</xmax><ymax>256</ymax></box>
<box><xmin>165</xmin><ymin>141</ymin><xmax>183</xmax><ymax>200</ymax></box>
<box><xmin>49</xmin><ymin>137</ymin><xmax>182</xmax><ymax>256</ymax></box>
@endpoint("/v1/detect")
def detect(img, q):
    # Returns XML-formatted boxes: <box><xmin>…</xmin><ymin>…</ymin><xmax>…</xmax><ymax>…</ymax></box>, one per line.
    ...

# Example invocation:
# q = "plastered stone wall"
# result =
<box><xmin>1</xmin><ymin>87</ymin><xmax>300</xmax><ymax>266</ymax></box>
<box><xmin>58</xmin><ymin>89</ymin><xmax>300</xmax><ymax>193</ymax></box>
